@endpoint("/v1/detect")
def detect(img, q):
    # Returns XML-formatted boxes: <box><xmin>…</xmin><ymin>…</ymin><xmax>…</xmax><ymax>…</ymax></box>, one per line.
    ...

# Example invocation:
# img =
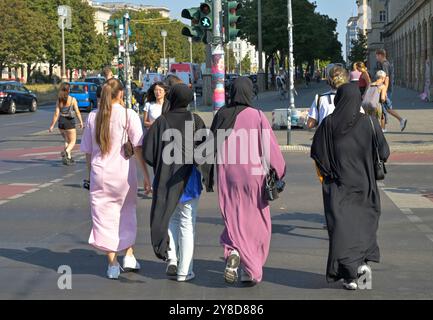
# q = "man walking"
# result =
<box><xmin>375</xmin><ymin>49</ymin><xmax>407</xmax><ymax>132</ymax></box>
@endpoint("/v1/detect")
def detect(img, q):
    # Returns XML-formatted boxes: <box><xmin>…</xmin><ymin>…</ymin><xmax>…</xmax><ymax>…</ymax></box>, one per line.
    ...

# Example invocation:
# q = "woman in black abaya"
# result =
<box><xmin>311</xmin><ymin>83</ymin><xmax>390</xmax><ymax>290</ymax></box>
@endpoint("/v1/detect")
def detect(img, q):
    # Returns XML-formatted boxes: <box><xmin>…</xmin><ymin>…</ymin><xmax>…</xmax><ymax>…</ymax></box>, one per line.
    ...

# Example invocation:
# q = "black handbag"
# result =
<box><xmin>122</xmin><ymin>106</ymin><xmax>134</xmax><ymax>160</ymax></box>
<box><xmin>368</xmin><ymin>116</ymin><xmax>386</xmax><ymax>180</ymax></box>
<box><xmin>259</xmin><ymin>110</ymin><xmax>285</xmax><ymax>201</ymax></box>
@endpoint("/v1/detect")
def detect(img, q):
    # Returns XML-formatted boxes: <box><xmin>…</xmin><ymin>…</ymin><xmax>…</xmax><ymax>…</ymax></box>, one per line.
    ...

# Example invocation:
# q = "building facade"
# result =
<box><xmin>228</xmin><ymin>38</ymin><xmax>263</xmax><ymax>74</ymax></box>
<box><xmin>346</xmin><ymin>16</ymin><xmax>359</xmax><ymax>64</ymax></box>
<box><xmin>383</xmin><ymin>0</ymin><xmax>433</xmax><ymax>97</ymax></box>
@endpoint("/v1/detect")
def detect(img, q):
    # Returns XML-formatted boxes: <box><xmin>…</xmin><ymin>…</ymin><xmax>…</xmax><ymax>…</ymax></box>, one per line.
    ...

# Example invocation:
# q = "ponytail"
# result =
<box><xmin>95</xmin><ymin>78</ymin><xmax>124</xmax><ymax>156</ymax></box>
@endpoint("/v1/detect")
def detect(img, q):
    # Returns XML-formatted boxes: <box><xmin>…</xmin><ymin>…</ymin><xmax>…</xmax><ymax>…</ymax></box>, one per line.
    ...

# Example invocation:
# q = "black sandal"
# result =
<box><xmin>83</xmin><ymin>179</ymin><xmax>90</xmax><ymax>190</ymax></box>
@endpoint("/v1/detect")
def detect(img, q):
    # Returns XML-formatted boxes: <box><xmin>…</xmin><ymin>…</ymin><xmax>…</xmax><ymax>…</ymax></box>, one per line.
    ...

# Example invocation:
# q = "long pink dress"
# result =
<box><xmin>217</xmin><ymin>108</ymin><xmax>286</xmax><ymax>282</ymax></box>
<box><xmin>80</xmin><ymin>103</ymin><xmax>144</xmax><ymax>252</ymax></box>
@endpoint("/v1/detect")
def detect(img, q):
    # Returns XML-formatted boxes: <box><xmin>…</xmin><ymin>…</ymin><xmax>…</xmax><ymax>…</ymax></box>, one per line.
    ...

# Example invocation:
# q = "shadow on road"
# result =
<box><xmin>0</xmin><ymin>248</ymin><xmax>337</xmax><ymax>290</ymax></box>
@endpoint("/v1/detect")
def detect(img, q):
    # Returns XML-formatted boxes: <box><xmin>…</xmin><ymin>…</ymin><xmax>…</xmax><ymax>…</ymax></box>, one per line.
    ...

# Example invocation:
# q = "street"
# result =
<box><xmin>0</xmin><ymin>85</ymin><xmax>433</xmax><ymax>299</ymax></box>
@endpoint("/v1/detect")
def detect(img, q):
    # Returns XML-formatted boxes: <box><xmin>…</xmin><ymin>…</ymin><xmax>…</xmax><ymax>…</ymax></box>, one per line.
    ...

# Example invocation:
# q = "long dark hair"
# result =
<box><xmin>58</xmin><ymin>83</ymin><xmax>70</xmax><ymax>106</ymax></box>
<box><xmin>146</xmin><ymin>81</ymin><xmax>167</xmax><ymax>103</ymax></box>
<box><xmin>96</xmin><ymin>79</ymin><xmax>124</xmax><ymax>156</ymax></box>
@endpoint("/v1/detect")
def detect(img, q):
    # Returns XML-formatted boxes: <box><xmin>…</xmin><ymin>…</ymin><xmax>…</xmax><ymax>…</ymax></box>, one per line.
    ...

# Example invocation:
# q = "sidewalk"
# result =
<box><xmin>196</xmin><ymin>86</ymin><xmax>433</xmax><ymax>152</ymax></box>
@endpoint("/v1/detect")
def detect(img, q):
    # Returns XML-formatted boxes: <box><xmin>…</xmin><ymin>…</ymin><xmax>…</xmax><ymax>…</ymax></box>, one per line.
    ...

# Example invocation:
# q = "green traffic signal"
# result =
<box><xmin>224</xmin><ymin>1</ymin><xmax>242</xmax><ymax>42</ymax></box>
<box><xmin>181</xmin><ymin>3</ymin><xmax>212</xmax><ymax>44</ymax></box>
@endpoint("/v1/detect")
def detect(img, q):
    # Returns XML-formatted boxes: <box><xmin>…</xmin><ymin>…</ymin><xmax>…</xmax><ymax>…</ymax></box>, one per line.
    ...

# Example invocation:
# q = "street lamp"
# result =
<box><xmin>161</xmin><ymin>29</ymin><xmax>168</xmax><ymax>74</ymax></box>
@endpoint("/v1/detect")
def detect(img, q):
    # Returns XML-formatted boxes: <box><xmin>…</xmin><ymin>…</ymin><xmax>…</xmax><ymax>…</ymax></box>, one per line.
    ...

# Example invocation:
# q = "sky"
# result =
<box><xmin>101</xmin><ymin>0</ymin><xmax>358</xmax><ymax>60</ymax></box>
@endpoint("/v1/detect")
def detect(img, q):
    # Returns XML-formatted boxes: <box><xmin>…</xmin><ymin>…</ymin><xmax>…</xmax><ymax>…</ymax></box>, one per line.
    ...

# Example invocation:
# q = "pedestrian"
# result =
<box><xmin>96</xmin><ymin>66</ymin><xmax>114</xmax><ymax>103</ymax></box>
<box><xmin>311</xmin><ymin>83</ymin><xmax>390</xmax><ymax>290</ymax></box>
<box><xmin>305</xmin><ymin>71</ymin><xmax>311</xmax><ymax>88</ymax></box>
<box><xmin>80</xmin><ymin>78</ymin><xmax>152</xmax><ymax>280</ymax></box>
<box><xmin>355</xmin><ymin>62</ymin><xmax>371</xmax><ymax>96</ymax></box>
<box><xmin>48</xmin><ymin>83</ymin><xmax>84</xmax><ymax>165</ymax></box>
<box><xmin>349</xmin><ymin>63</ymin><xmax>361</xmax><ymax>83</ymax></box>
<box><xmin>276</xmin><ymin>69</ymin><xmax>286</xmax><ymax>99</ymax></box>
<box><xmin>375</xmin><ymin>49</ymin><xmax>407</xmax><ymax>132</ymax></box>
<box><xmin>203</xmin><ymin>77</ymin><xmax>286</xmax><ymax>285</ymax></box>
<box><xmin>143</xmin><ymin>83</ymin><xmax>206</xmax><ymax>282</ymax></box>
<box><xmin>143</xmin><ymin>82</ymin><xmax>169</xmax><ymax>130</ymax></box>
<box><xmin>362</xmin><ymin>70</ymin><xmax>387</xmax><ymax>123</ymax></box>
<box><xmin>307</xmin><ymin>65</ymin><xmax>349</xmax><ymax>129</ymax></box>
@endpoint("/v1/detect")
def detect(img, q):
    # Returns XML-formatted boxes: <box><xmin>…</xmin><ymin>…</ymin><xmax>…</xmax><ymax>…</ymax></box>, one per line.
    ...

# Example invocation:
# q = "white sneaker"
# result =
<box><xmin>400</xmin><ymin>119</ymin><xmax>408</xmax><ymax>132</ymax></box>
<box><xmin>343</xmin><ymin>279</ymin><xmax>358</xmax><ymax>290</ymax></box>
<box><xmin>166</xmin><ymin>260</ymin><xmax>178</xmax><ymax>277</ymax></box>
<box><xmin>382</xmin><ymin>128</ymin><xmax>387</xmax><ymax>133</ymax></box>
<box><xmin>107</xmin><ymin>263</ymin><xmax>121</xmax><ymax>280</ymax></box>
<box><xmin>177</xmin><ymin>271</ymin><xmax>195</xmax><ymax>282</ymax></box>
<box><xmin>122</xmin><ymin>255</ymin><xmax>141</xmax><ymax>271</ymax></box>
<box><xmin>224</xmin><ymin>249</ymin><xmax>241</xmax><ymax>284</ymax></box>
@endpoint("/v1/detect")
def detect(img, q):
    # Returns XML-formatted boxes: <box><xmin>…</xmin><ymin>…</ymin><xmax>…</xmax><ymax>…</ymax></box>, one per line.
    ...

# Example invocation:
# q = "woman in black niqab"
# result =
<box><xmin>311</xmin><ymin>83</ymin><xmax>390</xmax><ymax>289</ymax></box>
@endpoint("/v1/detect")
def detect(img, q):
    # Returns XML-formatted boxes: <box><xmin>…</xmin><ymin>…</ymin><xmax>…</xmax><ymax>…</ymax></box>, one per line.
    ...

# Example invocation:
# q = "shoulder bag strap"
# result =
<box><xmin>368</xmin><ymin>116</ymin><xmax>381</xmax><ymax>162</ymax></box>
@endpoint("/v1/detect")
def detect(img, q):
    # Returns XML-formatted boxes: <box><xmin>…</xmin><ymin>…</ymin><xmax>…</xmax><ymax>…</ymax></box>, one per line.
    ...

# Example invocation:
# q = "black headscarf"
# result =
<box><xmin>166</xmin><ymin>83</ymin><xmax>194</xmax><ymax>111</ymax></box>
<box><xmin>311</xmin><ymin>83</ymin><xmax>362</xmax><ymax>180</ymax></box>
<box><xmin>202</xmin><ymin>76</ymin><xmax>258</xmax><ymax>191</ymax></box>
<box><xmin>331</xmin><ymin>83</ymin><xmax>363</xmax><ymax>137</ymax></box>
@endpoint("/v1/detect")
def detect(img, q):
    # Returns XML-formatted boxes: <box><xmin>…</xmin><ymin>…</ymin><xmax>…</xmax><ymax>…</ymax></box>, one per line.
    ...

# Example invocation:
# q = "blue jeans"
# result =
<box><xmin>167</xmin><ymin>198</ymin><xmax>199</xmax><ymax>276</ymax></box>
<box><xmin>382</xmin><ymin>91</ymin><xmax>393</xmax><ymax>123</ymax></box>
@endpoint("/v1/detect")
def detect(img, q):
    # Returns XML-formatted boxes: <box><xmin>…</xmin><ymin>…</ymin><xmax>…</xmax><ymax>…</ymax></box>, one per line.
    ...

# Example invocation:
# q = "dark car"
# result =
<box><xmin>84</xmin><ymin>77</ymin><xmax>106</xmax><ymax>87</ymax></box>
<box><xmin>0</xmin><ymin>81</ymin><xmax>38</xmax><ymax>114</ymax></box>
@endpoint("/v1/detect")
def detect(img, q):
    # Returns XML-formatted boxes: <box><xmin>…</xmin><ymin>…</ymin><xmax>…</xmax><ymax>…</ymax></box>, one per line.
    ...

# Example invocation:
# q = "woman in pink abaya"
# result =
<box><xmin>203</xmin><ymin>77</ymin><xmax>286</xmax><ymax>285</ymax></box>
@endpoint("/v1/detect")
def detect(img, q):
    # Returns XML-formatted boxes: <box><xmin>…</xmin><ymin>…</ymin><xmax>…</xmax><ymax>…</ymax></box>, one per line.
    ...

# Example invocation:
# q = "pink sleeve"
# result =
<box><xmin>127</xmin><ymin>110</ymin><xmax>144</xmax><ymax>147</ymax></box>
<box><xmin>80</xmin><ymin>113</ymin><xmax>93</xmax><ymax>154</ymax></box>
<box><xmin>260</xmin><ymin>111</ymin><xmax>286</xmax><ymax>179</ymax></box>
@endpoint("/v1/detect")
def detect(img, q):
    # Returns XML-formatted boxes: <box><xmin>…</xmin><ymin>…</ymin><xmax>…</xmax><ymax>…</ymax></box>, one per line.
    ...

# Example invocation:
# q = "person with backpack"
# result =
<box><xmin>362</xmin><ymin>71</ymin><xmax>387</xmax><ymax>123</ymax></box>
<box><xmin>49</xmin><ymin>83</ymin><xmax>84</xmax><ymax>165</ymax></box>
<box><xmin>307</xmin><ymin>66</ymin><xmax>349</xmax><ymax>129</ymax></box>
<box><xmin>143</xmin><ymin>84</ymin><xmax>206</xmax><ymax>282</ymax></box>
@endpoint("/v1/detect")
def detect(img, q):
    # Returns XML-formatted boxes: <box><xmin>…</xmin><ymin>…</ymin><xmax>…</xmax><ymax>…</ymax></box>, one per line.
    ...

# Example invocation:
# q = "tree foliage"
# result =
<box><xmin>348</xmin><ymin>31</ymin><xmax>368</xmax><ymax>65</ymax></box>
<box><xmin>238</xmin><ymin>0</ymin><xmax>343</xmax><ymax>71</ymax></box>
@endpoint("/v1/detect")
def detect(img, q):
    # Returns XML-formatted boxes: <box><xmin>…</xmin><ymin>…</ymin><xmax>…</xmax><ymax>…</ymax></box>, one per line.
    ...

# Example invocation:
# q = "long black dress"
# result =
<box><xmin>311</xmin><ymin>83</ymin><xmax>390</xmax><ymax>282</ymax></box>
<box><xmin>143</xmin><ymin>84</ymin><xmax>206</xmax><ymax>260</ymax></box>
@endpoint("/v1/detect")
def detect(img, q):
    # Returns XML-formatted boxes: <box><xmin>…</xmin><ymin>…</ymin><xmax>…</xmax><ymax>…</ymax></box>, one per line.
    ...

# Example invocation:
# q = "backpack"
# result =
<box><xmin>362</xmin><ymin>85</ymin><xmax>381</xmax><ymax>113</ymax></box>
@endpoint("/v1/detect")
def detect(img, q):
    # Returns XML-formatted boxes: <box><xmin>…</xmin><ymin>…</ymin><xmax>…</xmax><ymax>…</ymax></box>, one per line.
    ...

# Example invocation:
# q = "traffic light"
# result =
<box><xmin>224</xmin><ymin>1</ymin><xmax>242</xmax><ymax>42</ymax></box>
<box><xmin>181</xmin><ymin>2</ymin><xmax>212</xmax><ymax>44</ymax></box>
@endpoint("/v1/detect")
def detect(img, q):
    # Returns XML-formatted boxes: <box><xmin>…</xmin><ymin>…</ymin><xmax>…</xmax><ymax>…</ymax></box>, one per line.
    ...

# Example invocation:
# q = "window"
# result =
<box><xmin>380</xmin><ymin>32</ymin><xmax>384</xmax><ymax>42</ymax></box>
<box><xmin>379</xmin><ymin>11</ymin><xmax>386</xmax><ymax>22</ymax></box>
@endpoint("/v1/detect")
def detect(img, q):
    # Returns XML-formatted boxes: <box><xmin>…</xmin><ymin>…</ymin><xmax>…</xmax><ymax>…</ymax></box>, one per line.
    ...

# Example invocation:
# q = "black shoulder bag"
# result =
<box><xmin>122</xmin><ymin>107</ymin><xmax>134</xmax><ymax>159</ymax></box>
<box><xmin>259</xmin><ymin>110</ymin><xmax>285</xmax><ymax>201</ymax></box>
<box><xmin>368</xmin><ymin>116</ymin><xmax>386</xmax><ymax>180</ymax></box>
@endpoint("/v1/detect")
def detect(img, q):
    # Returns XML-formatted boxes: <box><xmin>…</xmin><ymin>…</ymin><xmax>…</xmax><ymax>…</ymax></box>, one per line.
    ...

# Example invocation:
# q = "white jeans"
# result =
<box><xmin>167</xmin><ymin>198</ymin><xmax>199</xmax><ymax>276</ymax></box>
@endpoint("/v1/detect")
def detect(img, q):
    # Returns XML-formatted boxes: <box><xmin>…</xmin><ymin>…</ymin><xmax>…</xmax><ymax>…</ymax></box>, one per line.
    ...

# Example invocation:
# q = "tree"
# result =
<box><xmin>226</xmin><ymin>47</ymin><xmax>236</xmax><ymax>73</ymax></box>
<box><xmin>348</xmin><ymin>31</ymin><xmax>368</xmax><ymax>65</ymax></box>
<box><xmin>110</xmin><ymin>10</ymin><xmax>207</xmax><ymax>74</ymax></box>
<box><xmin>238</xmin><ymin>0</ymin><xmax>343</xmax><ymax>80</ymax></box>
<box><xmin>0</xmin><ymin>0</ymin><xmax>46</xmax><ymax>79</ymax></box>
<box><xmin>241</xmin><ymin>53</ymin><xmax>251</xmax><ymax>74</ymax></box>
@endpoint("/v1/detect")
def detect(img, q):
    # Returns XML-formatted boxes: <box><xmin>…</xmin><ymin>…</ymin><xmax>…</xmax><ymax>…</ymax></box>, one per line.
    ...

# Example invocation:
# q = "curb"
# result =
<box><xmin>279</xmin><ymin>145</ymin><xmax>311</xmax><ymax>152</ymax></box>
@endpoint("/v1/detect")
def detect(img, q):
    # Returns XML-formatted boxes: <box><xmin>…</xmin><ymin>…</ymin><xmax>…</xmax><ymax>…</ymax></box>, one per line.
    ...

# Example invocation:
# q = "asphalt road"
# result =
<box><xmin>0</xmin><ymin>93</ymin><xmax>433</xmax><ymax>300</ymax></box>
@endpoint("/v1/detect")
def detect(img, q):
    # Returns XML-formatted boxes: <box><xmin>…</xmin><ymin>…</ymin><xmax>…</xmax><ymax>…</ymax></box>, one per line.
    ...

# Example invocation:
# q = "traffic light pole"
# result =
<box><xmin>287</xmin><ymin>0</ymin><xmax>295</xmax><ymax>145</ymax></box>
<box><xmin>211</xmin><ymin>0</ymin><xmax>225</xmax><ymax>112</ymax></box>
<box><xmin>124</xmin><ymin>13</ymin><xmax>132</xmax><ymax>109</ymax></box>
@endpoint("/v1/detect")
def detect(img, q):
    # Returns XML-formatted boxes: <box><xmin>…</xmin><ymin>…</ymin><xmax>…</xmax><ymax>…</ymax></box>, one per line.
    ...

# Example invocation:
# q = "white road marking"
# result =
<box><xmin>407</xmin><ymin>215</ymin><xmax>423</xmax><ymax>223</ymax></box>
<box><xmin>382</xmin><ymin>188</ymin><xmax>433</xmax><ymax>209</ymax></box>
<box><xmin>19</xmin><ymin>151</ymin><xmax>60</xmax><ymax>157</ymax></box>
<box><xmin>416</xmin><ymin>224</ymin><xmax>433</xmax><ymax>233</ymax></box>
<box><xmin>426</xmin><ymin>234</ymin><xmax>433</xmax><ymax>243</ymax></box>
<box><xmin>39</xmin><ymin>183</ymin><xmax>53</xmax><ymax>188</ymax></box>
<box><xmin>22</xmin><ymin>188</ymin><xmax>39</xmax><ymax>194</ymax></box>
<box><xmin>9</xmin><ymin>183</ymin><xmax>39</xmax><ymax>187</ymax></box>
<box><xmin>400</xmin><ymin>208</ymin><xmax>414</xmax><ymax>215</ymax></box>
<box><xmin>50</xmin><ymin>179</ymin><xmax>64</xmax><ymax>183</ymax></box>
<box><xmin>0</xmin><ymin>200</ymin><xmax>9</xmax><ymax>206</ymax></box>
<box><xmin>8</xmin><ymin>194</ymin><xmax>24</xmax><ymax>200</ymax></box>
<box><xmin>0</xmin><ymin>171</ymin><xmax>11</xmax><ymax>175</ymax></box>
<box><xmin>64</xmin><ymin>173</ymin><xmax>74</xmax><ymax>178</ymax></box>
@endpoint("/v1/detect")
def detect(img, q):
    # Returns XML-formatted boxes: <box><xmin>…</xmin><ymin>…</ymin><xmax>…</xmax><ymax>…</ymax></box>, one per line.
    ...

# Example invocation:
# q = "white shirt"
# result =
<box><xmin>308</xmin><ymin>91</ymin><xmax>336</xmax><ymax>126</ymax></box>
<box><xmin>143</xmin><ymin>102</ymin><xmax>162</xmax><ymax>122</ymax></box>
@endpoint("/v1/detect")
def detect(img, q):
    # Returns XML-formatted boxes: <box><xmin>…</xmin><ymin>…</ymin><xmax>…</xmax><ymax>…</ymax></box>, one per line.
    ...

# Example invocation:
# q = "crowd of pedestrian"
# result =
<box><xmin>44</xmin><ymin>48</ymin><xmax>404</xmax><ymax>291</ymax></box>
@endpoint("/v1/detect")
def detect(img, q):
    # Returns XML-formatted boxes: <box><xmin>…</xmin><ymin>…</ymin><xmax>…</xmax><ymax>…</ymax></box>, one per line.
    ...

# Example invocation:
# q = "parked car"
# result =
<box><xmin>68</xmin><ymin>82</ymin><xmax>97</xmax><ymax>112</ymax></box>
<box><xmin>84</xmin><ymin>76</ymin><xmax>106</xmax><ymax>87</ymax></box>
<box><xmin>0</xmin><ymin>81</ymin><xmax>38</xmax><ymax>114</ymax></box>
